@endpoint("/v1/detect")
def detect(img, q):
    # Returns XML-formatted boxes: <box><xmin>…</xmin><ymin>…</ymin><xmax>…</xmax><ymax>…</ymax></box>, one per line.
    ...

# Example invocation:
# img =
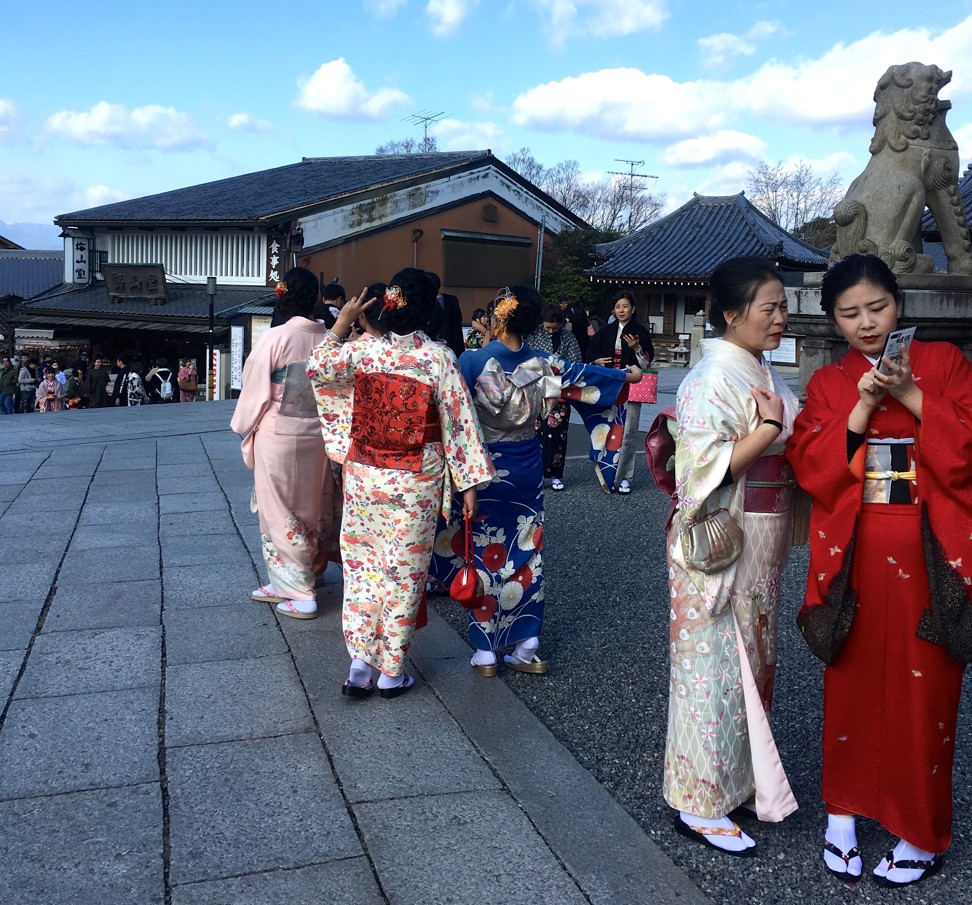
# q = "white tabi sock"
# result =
<box><xmin>472</xmin><ymin>649</ymin><xmax>496</xmax><ymax>666</ymax></box>
<box><xmin>377</xmin><ymin>673</ymin><xmax>404</xmax><ymax>690</ymax></box>
<box><xmin>512</xmin><ymin>637</ymin><xmax>539</xmax><ymax>661</ymax></box>
<box><xmin>875</xmin><ymin>838</ymin><xmax>940</xmax><ymax>882</ymax></box>
<box><xmin>679</xmin><ymin>811</ymin><xmax>755</xmax><ymax>852</ymax></box>
<box><xmin>348</xmin><ymin>658</ymin><xmax>372</xmax><ymax>688</ymax></box>
<box><xmin>824</xmin><ymin>814</ymin><xmax>861</xmax><ymax>877</ymax></box>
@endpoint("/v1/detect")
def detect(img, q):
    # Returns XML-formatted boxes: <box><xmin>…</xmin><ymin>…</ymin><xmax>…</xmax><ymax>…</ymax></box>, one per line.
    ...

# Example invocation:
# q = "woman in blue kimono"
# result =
<box><xmin>431</xmin><ymin>284</ymin><xmax>640</xmax><ymax>675</ymax></box>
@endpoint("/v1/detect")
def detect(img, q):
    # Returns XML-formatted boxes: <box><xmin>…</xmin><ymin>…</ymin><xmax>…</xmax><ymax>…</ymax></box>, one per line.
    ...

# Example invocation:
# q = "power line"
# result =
<box><xmin>608</xmin><ymin>159</ymin><xmax>658</xmax><ymax>232</ymax></box>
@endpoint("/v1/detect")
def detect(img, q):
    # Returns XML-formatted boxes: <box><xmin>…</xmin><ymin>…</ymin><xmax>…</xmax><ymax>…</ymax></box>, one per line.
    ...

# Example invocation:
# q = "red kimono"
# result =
<box><xmin>787</xmin><ymin>340</ymin><xmax>972</xmax><ymax>853</ymax></box>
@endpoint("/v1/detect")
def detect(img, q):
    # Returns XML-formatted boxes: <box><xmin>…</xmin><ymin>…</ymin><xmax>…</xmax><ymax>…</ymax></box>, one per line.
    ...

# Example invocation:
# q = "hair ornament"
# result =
<box><xmin>491</xmin><ymin>287</ymin><xmax>518</xmax><ymax>340</ymax></box>
<box><xmin>383</xmin><ymin>285</ymin><xmax>406</xmax><ymax>311</ymax></box>
<box><xmin>275</xmin><ymin>281</ymin><xmax>287</xmax><ymax>299</ymax></box>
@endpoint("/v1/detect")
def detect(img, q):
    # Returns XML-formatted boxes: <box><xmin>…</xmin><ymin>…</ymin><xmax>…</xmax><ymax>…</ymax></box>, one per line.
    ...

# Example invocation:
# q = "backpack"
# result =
<box><xmin>158</xmin><ymin>369</ymin><xmax>174</xmax><ymax>401</ymax></box>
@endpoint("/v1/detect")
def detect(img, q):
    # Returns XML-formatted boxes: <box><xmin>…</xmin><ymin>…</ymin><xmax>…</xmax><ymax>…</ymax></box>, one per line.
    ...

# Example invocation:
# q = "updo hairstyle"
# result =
<box><xmin>820</xmin><ymin>253</ymin><xmax>902</xmax><ymax>318</ymax></box>
<box><xmin>708</xmin><ymin>257</ymin><xmax>782</xmax><ymax>335</ymax></box>
<box><xmin>275</xmin><ymin>267</ymin><xmax>320</xmax><ymax>321</ymax></box>
<box><xmin>379</xmin><ymin>268</ymin><xmax>438</xmax><ymax>335</ymax></box>
<box><xmin>489</xmin><ymin>284</ymin><xmax>543</xmax><ymax>339</ymax></box>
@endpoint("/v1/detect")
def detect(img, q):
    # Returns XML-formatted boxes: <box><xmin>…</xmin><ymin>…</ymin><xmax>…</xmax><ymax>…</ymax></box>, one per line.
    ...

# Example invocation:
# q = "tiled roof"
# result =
<box><xmin>588</xmin><ymin>193</ymin><xmax>828</xmax><ymax>281</ymax></box>
<box><xmin>55</xmin><ymin>151</ymin><xmax>498</xmax><ymax>226</ymax></box>
<box><xmin>20</xmin><ymin>281</ymin><xmax>274</xmax><ymax>319</ymax></box>
<box><xmin>0</xmin><ymin>250</ymin><xmax>65</xmax><ymax>299</ymax></box>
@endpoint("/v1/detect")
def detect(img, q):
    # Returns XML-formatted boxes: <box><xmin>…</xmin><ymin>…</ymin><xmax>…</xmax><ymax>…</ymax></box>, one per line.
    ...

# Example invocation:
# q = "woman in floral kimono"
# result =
<box><xmin>36</xmin><ymin>367</ymin><xmax>64</xmax><ymax>412</ymax></box>
<box><xmin>431</xmin><ymin>285</ymin><xmax>635</xmax><ymax>676</ymax></box>
<box><xmin>787</xmin><ymin>254</ymin><xmax>972</xmax><ymax>887</ymax></box>
<box><xmin>308</xmin><ymin>268</ymin><xmax>494</xmax><ymax>700</ymax></box>
<box><xmin>665</xmin><ymin>257</ymin><xmax>799</xmax><ymax>856</ymax></box>
<box><xmin>231</xmin><ymin>267</ymin><xmax>340</xmax><ymax>619</ymax></box>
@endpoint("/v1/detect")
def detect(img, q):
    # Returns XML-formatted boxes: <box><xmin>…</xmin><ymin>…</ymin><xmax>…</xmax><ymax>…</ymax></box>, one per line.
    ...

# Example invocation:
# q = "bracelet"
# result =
<box><xmin>326</xmin><ymin>329</ymin><xmax>345</xmax><ymax>344</ymax></box>
<box><xmin>762</xmin><ymin>418</ymin><xmax>784</xmax><ymax>432</ymax></box>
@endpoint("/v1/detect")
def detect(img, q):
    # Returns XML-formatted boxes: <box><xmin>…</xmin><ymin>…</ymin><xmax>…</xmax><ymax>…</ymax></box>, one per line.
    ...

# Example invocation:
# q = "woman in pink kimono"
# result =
<box><xmin>308</xmin><ymin>268</ymin><xmax>494</xmax><ymax>700</ymax></box>
<box><xmin>231</xmin><ymin>267</ymin><xmax>340</xmax><ymax>619</ymax></box>
<box><xmin>36</xmin><ymin>367</ymin><xmax>64</xmax><ymax>412</ymax></box>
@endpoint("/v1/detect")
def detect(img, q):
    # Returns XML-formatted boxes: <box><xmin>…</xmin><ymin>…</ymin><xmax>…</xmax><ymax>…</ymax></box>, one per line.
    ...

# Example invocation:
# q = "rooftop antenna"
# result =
<box><xmin>608</xmin><ymin>159</ymin><xmax>658</xmax><ymax>232</ymax></box>
<box><xmin>404</xmin><ymin>110</ymin><xmax>450</xmax><ymax>149</ymax></box>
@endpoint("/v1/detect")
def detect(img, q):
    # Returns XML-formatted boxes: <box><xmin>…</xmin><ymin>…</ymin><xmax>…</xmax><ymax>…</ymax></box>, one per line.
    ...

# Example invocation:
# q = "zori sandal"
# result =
<box><xmin>872</xmin><ymin>851</ymin><xmax>944</xmax><ymax>888</ymax></box>
<box><xmin>823</xmin><ymin>841</ymin><xmax>863</xmax><ymax>881</ymax></box>
<box><xmin>672</xmin><ymin>813</ymin><xmax>755</xmax><ymax>857</ymax></box>
<box><xmin>251</xmin><ymin>584</ymin><xmax>284</xmax><ymax>603</ymax></box>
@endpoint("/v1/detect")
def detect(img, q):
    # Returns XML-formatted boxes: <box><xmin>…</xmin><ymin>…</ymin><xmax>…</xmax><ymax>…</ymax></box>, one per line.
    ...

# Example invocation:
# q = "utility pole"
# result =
<box><xmin>608</xmin><ymin>159</ymin><xmax>658</xmax><ymax>232</ymax></box>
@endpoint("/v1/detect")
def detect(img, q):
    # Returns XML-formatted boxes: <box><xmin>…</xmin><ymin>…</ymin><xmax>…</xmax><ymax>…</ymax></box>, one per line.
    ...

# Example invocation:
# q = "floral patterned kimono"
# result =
<box><xmin>230</xmin><ymin>316</ymin><xmax>341</xmax><ymax>601</ymax></box>
<box><xmin>664</xmin><ymin>338</ymin><xmax>799</xmax><ymax>822</ymax></box>
<box><xmin>430</xmin><ymin>341</ymin><xmax>626</xmax><ymax>654</ymax></box>
<box><xmin>308</xmin><ymin>330</ymin><xmax>493</xmax><ymax>677</ymax></box>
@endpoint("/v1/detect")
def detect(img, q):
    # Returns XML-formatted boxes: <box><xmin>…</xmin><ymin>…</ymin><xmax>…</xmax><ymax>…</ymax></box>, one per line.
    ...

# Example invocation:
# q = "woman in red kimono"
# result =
<box><xmin>787</xmin><ymin>254</ymin><xmax>972</xmax><ymax>887</ymax></box>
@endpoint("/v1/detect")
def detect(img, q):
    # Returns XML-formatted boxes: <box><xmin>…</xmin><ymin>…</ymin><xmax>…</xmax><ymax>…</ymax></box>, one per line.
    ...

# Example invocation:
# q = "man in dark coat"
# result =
<box><xmin>426</xmin><ymin>272</ymin><xmax>465</xmax><ymax>359</ymax></box>
<box><xmin>83</xmin><ymin>357</ymin><xmax>110</xmax><ymax>407</ymax></box>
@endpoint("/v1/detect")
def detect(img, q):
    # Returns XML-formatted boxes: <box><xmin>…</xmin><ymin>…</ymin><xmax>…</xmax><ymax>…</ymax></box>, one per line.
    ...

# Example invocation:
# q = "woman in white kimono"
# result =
<box><xmin>231</xmin><ymin>267</ymin><xmax>340</xmax><ymax>619</ymax></box>
<box><xmin>665</xmin><ymin>257</ymin><xmax>799</xmax><ymax>855</ymax></box>
<box><xmin>308</xmin><ymin>268</ymin><xmax>494</xmax><ymax>700</ymax></box>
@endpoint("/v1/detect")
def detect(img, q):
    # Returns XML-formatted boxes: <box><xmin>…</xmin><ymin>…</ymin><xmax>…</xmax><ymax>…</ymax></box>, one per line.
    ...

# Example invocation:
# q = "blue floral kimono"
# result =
<box><xmin>430</xmin><ymin>341</ymin><xmax>626</xmax><ymax>653</ymax></box>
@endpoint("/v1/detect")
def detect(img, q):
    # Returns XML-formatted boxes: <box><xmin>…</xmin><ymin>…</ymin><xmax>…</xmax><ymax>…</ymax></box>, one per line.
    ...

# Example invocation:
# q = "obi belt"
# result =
<box><xmin>348</xmin><ymin>372</ymin><xmax>441</xmax><ymax>472</ymax></box>
<box><xmin>745</xmin><ymin>455</ymin><xmax>795</xmax><ymax>514</ymax></box>
<box><xmin>863</xmin><ymin>438</ymin><xmax>916</xmax><ymax>504</ymax></box>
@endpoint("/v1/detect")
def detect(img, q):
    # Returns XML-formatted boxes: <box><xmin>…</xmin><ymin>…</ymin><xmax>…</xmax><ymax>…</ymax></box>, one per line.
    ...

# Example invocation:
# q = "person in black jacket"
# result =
<box><xmin>585</xmin><ymin>290</ymin><xmax>654</xmax><ymax>494</ymax></box>
<box><xmin>426</xmin><ymin>272</ymin><xmax>465</xmax><ymax>359</ymax></box>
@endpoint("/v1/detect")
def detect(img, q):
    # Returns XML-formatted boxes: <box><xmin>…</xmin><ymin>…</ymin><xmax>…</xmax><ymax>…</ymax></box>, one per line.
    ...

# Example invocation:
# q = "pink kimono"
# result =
<box><xmin>231</xmin><ymin>317</ymin><xmax>341</xmax><ymax>601</ymax></box>
<box><xmin>36</xmin><ymin>376</ymin><xmax>64</xmax><ymax>412</ymax></box>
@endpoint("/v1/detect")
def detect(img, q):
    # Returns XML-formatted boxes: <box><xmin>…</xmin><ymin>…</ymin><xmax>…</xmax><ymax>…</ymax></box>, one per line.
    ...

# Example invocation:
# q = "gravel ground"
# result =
<box><xmin>431</xmin><ymin>453</ymin><xmax>971</xmax><ymax>905</ymax></box>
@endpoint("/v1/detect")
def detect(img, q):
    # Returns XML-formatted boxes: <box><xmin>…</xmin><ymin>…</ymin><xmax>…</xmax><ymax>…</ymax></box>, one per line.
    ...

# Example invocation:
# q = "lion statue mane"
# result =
<box><xmin>830</xmin><ymin>62</ymin><xmax>972</xmax><ymax>274</ymax></box>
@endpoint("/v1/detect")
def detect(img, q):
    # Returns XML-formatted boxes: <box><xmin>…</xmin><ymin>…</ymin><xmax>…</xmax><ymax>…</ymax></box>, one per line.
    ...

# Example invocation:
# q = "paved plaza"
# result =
<box><xmin>0</xmin><ymin>370</ymin><xmax>969</xmax><ymax>905</ymax></box>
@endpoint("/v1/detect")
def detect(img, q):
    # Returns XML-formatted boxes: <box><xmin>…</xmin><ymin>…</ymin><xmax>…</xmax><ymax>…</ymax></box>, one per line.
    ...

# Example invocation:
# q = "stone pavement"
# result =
<box><xmin>0</xmin><ymin>399</ymin><xmax>708</xmax><ymax>905</ymax></box>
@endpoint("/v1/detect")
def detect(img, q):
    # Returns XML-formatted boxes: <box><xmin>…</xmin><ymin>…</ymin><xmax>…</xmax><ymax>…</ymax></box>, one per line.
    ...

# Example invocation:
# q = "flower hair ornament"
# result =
<box><xmin>383</xmin><ymin>285</ymin><xmax>406</xmax><ymax>311</ymax></box>
<box><xmin>491</xmin><ymin>287</ymin><xmax>518</xmax><ymax>341</ymax></box>
<box><xmin>275</xmin><ymin>281</ymin><xmax>287</xmax><ymax>299</ymax></box>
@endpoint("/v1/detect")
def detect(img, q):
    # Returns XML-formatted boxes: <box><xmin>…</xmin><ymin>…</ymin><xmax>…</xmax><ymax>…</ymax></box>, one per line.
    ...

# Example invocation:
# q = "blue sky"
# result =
<box><xmin>3</xmin><ymin>0</ymin><xmax>972</xmax><ymax>247</ymax></box>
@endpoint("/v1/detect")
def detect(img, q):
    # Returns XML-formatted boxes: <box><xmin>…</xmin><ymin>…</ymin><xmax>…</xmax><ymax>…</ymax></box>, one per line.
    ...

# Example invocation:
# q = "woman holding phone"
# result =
<box><xmin>787</xmin><ymin>253</ymin><xmax>972</xmax><ymax>886</ymax></box>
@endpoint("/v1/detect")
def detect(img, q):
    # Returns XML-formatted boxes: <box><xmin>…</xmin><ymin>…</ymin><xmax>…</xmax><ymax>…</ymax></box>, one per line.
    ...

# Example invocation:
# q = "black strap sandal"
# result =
<box><xmin>823</xmin><ymin>841</ymin><xmax>862</xmax><ymax>882</ymax></box>
<box><xmin>872</xmin><ymin>851</ymin><xmax>944</xmax><ymax>888</ymax></box>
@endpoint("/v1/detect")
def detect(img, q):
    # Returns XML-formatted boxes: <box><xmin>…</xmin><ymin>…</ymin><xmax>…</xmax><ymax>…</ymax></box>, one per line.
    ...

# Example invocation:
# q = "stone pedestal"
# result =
<box><xmin>786</xmin><ymin>272</ymin><xmax>972</xmax><ymax>393</ymax></box>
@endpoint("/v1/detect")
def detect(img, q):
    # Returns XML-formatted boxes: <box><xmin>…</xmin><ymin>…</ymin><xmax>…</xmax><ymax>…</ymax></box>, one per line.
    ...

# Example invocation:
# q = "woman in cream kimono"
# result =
<box><xmin>231</xmin><ymin>267</ymin><xmax>340</xmax><ymax>619</ymax></box>
<box><xmin>308</xmin><ymin>268</ymin><xmax>494</xmax><ymax>700</ymax></box>
<box><xmin>665</xmin><ymin>257</ymin><xmax>799</xmax><ymax>856</ymax></box>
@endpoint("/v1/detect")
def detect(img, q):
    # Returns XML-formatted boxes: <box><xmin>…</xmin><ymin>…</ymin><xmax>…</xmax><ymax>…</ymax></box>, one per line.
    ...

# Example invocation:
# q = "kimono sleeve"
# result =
<box><xmin>306</xmin><ymin>333</ymin><xmax>358</xmax><ymax>464</ymax></box>
<box><xmin>549</xmin><ymin>356</ymin><xmax>626</xmax><ymax>412</ymax></box>
<box><xmin>435</xmin><ymin>351</ymin><xmax>494</xmax><ymax>492</ymax></box>
<box><xmin>230</xmin><ymin>333</ymin><xmax>274</xmax><ymax>439</ymax></box>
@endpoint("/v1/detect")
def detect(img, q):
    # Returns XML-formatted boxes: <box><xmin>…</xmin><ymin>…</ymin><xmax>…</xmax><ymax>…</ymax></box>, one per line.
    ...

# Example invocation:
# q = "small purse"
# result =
<box><xmin>627</xmin><ymin>369</ymin><xmax>658</xmax><ymax>404</ymax></box>
<box><xmin>680</xmin><ymin>504</ymin><xmax>744</xmax><ymax>574</ymax></box>
<box><xmin>450</xmin><ymin>511</ymin><xmax>485</xmax><ymax>609</ymax></box>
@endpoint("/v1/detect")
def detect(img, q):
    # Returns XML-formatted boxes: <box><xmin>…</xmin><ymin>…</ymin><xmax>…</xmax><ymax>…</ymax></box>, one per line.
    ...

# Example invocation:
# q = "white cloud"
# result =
<box><xmin>364</xmin><ymin>0</ymin><xmax>407</xmax><ymax>16</ymax></box>
<box><xmin>81</xmin><ymin>184</ymin><xmax>128</xmax><ymax>208</ymax></box>
<box><xmin>432</xmin><ymin>118</ymin><xmax>505</xmax><ymax>151</ymax></box>
<box><xmin>0</xmin><ymin>99</ymin><xmax>18</xmax><ymax>137</ymax></box>
<box><xmin>426</xmin><ymin>0</ymin><xmax>478</xmax><ymax>37</ymax></box>
<box><xmin>46</xmin><ymin>101</ymin><xmax>209</xmax><ymax>150</ymax></box>
<box><xmin>698</xmin><ymin>21</ymin><xmax>781</xmax><ymax>71</ymax></box>
<box><xmin>512</xmin><ymin>69</ymin><xmax>729</xmax><ymax>141</ymax></box>
<box><xmin>227</xmin><ymin>112</ymin><xmax>274</xmax><ymax>132</ymax></box>
<box><xmin>530</xmin><ymin>0</ymin><xmax>667</xmax><ymax>47</ymax></box>
<box><xmin>296</xmin><ymin>58</ymin><xmax>410</xmax><ymax>120</ymax></box>
<box><xmin>952</xmin><ymin>122</ymin><xmax>972</xmax><ymax>167</ymax></box>
<box><xmin>663</xmin><ymin>130</ymin><xmax>766</xmax><ymax>167</ymax></box>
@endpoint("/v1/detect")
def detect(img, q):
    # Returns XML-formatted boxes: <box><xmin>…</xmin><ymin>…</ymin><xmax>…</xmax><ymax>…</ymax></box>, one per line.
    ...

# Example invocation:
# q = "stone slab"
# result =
<box><xmin>0</xmin><ymin>482</ymin><xmax>25</xmax><ymax>502</ymax></box>
<box><xmin>156</xmin><ymin>462</ymin><xmax>216</xmax><ymax>479</ymax></box>
<box><xmin>171</xmin><ymin>859</ymin><xmax>384</xmax><ymax>905</ymax></box>
<box><xmin>86</xmin><ymin>479</ymin><xmax>158</xmax><ymax>504</ymax></box>
<box><xmin>162</xmin><ymin>564</ymin><xmax>260</xmax><ymax>610</ymax></box>
<box><xmin>68</xmin><ymin>521</ymin><xmax>159</xmax><ymax>552</ymax></box>
<box><xmin>77</xmin><ymin>500</ymin><xmax>158</xmax><ymax>526</ymax></box>
<box><xmin>159</xmin><ymin>532</ymin><xmax>252</xmax><ymax>568</ymax></box>
<box><xmin>0</xmin><ymin>561</ymin><xmax>59</xmax><ymax>604</ymax></box>
<box><xmin>160</xmin><ymin>509</ymin><xmax>240</xmax><ymax>536</ymax></box>
<box><xmin>157</xmin><ymin>476</ymin><xmax>221</xmax><ymax>496</ymax></box>
<box><xmin>159</xmin><ymin>492</ymin><xmax>228</xmax><ymax>514</ymax></box>
<box><xmin>166</xmin><ymin>733</ymin><xmax>361</xmax><ymax>886</ymax></box>
<box><xmin>164</xmin><ymin>605</ymin><xmax>288</xmax><ymax>665</ymax></box>
<box><xmin>15</xmin><ymin>626</ymin><xmax>160</xmax><ymax>698</ymax></box>
<box><xmin>43</xmin><ymin>578</ymin><xmax>162</xmax><ymax>633</ymax></box>
<box><xmin>165</xmin><ymin>654</ymin><xmax>313</xmax><ymax>747</ymax></box>
<box><xmin>356</xmin><ymin>790</ymin><xmax>590</xmax><ymax>905</ymax></box>
<box><xmin>0</xmin><ymin>686</ymin><xmax>159</xmax><ymax>799</ymax></box>
<box><xmin>0</xmin><ymin>601</ymin><xmax>42</xmax><ymax>649</ymax></box>
<box><xmin>0</xmin><ymin>649</ymin><xmax>23</xmax><ymax>703</ymax></box>
<box><xmin>58</xmin><ymin>544</ymin><xmax>161</xmax><ymax>586</ymax></box>
<box><xmin>0</xmin><ymin>783</ymin><xmax>163</xmax><ymax>905</ymax></box>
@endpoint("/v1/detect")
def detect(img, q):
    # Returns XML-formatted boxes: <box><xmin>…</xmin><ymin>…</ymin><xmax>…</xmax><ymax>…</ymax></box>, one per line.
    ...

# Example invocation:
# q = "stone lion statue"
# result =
<box><xmin>830</xmin><ymin>62</ymin><xmax>972</xmax><ymax>274</ymax></box>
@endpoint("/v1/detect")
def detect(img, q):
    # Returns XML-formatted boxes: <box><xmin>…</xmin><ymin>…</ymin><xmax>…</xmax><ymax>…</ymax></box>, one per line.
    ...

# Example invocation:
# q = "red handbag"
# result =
<box><xmin>627</xmin><ymin>368</ymin><xmax>658</xmax><ymax>403</ymax></box>
<box><xmin>450</xmin><ymin>511</ymin><xmax>485</xmax><ymax>610</ymax></box>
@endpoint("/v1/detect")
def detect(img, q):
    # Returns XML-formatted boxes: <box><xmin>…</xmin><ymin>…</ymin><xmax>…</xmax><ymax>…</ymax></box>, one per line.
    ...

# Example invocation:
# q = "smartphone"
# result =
<box><xmin>878</xmin><ymin>326</ymin><xmax>916</xmax><ymax>375</ymax></box>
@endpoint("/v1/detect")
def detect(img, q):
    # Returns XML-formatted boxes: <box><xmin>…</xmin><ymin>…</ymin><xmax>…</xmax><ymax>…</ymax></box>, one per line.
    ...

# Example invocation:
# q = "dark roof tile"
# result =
<box><xmin>0</xmin><ymin>250</ymin><xmax>65</xmax><ymax>299</ymax></box>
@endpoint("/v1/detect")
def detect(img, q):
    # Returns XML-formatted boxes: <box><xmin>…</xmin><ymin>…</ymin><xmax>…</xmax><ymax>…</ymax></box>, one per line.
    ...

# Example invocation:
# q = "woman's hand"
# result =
<box><xmin>593</xmin><ymin>356</ymin><xmax>613</xmax><ymax>367</ymax></box>
<box><xmin>333</xmin><ymin>287</ymin><xmax>374</xmax><ymax>338</ymax></box>
<box><xmin>623</xmin><ymin>365</ymin><xmax>643</xmax><ymax>383</ymax></box>
<box><xmin>622</xmin><ymin>333</ymin><xmax>641</xmax><ymax>352</ymax></box>
<box><xmin>752</xmin><ymin>386</ymin><xmax>784</xmax><ymax>422</ymax></box>
<box><xmin>470</xmin><ymin>317</ymin><xmax>491</xmax><ymax>341</ymax></box>
<box><xmin>856</xmin><ymin>369</ymin><xmax>887</xmax><ymax>408</ymax></box>
<box><xmin>873</xmin><ymin>347</ymin><xmax>922</xmax><ymax>418</ymax></box>
<box><xmin>461</xmin><ymin>487</ymin><xmax>478</xmax><ymax>518</ymax></box>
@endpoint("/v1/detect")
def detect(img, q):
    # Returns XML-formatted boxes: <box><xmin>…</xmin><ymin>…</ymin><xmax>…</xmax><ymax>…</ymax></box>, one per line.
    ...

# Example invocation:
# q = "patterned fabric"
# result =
<box><xmin>307</xmin><ymin>330</ymin><xmax>494</xmax><ymax>676</ymax></box>
<box><xmin>528</xmin><ymin>327</ymin><xmax>581</xmax><ymax>480</ymax></box>
<box><xmin>664</xmin><ymin>338</ymin><xmax>799</xmax><ymax>821</ymax></box>
<box><xmin>431</xmin><ymin>341</ymin><xmax>626</xmax><ymax>652</ymax></box>
<box><xmin>349</xmin><ymin>372</ymin><xmax>433</xmax><ymax>471</ymax></box>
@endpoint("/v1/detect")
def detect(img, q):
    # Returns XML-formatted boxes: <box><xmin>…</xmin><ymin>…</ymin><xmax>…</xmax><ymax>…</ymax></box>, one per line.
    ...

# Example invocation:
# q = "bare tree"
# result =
<box><xmin>504</xmin><ymin>147</ymin><xmax>547</xmax><ymax>185</ymax></box>
<box><xmin>375</xmin><ymin>135</ymin><xmax>439</xmax><ymax>155</ymax></box>
<box><xmin>747</xmin><ymin>160</ymin><xmax>844</xmax><ymax>247</ymax></box>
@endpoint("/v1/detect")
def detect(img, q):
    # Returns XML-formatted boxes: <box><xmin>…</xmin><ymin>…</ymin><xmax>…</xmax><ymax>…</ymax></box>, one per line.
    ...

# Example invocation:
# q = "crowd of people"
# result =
<box><xmin>227</xmin><ymin>255</ymin><xmax>969</xmax><ymax>890</ymax></box>
<box><xmin>0</xmin><ymin>350</ymin><xmax>199</xmax><ymax>413</ymax></box>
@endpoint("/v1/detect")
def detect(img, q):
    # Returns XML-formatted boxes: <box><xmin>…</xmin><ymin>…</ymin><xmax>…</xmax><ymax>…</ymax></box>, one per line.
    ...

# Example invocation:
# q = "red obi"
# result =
<box><xmin>744</xmin><ymin>455</ymin><xmax>795</xmax><ymax>514</ymax></box>
<box><xmin>348</xmin><ymin>373</ymin><xmax>441</xmax><ymax>472</ymax></box>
